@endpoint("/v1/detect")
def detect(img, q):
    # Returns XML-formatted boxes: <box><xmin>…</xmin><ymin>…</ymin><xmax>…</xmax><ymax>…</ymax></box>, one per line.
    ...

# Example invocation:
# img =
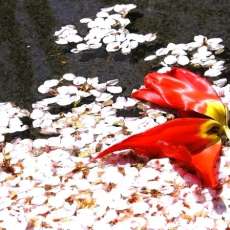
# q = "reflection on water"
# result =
<box><xmin>0</xmin><ymin>0</ymin><xmax>230</xmax><ymax>108</ymax></box>
<box><xmin>0</xmin><ymin>0</ymin><xmax>33</xmax><ymax>108</ymax></box>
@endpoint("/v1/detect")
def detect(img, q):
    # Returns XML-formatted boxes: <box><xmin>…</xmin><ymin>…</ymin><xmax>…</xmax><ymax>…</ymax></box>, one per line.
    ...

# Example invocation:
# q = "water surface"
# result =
<box><xmin>0</xmin><ymin>0</ymin><xmax>230</xmax><ymax>108</ymax></box>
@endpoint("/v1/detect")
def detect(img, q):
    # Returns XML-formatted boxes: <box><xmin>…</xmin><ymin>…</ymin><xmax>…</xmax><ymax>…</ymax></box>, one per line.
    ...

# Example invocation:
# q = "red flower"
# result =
<box><xmin>132</xmin><ymin>67</ymin><xmax>229</xmax><ymax>136</ymax></box>
<box><xmin>94</xmin><ymin>118</ymin><xmax>222</xmax><ymax>188</ymax></box>
<box><xmin>94</xmin><ymin>68</ymin><xmax>229</xmax><ymax>188</ymax></box>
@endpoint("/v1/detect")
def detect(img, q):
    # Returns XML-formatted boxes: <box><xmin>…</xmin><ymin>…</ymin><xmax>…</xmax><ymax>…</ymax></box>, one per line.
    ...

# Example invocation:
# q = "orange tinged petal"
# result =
<box><xmin>191</xmin><ymin>141</ymin><xmax>221</xmax><ymax>188</ymax></box>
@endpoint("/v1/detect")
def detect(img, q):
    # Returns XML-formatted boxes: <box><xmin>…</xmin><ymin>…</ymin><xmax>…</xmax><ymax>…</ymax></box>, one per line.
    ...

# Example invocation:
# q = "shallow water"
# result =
<box><xmin>0</xmin><ymin>0</ymin><xmax>230</xmax><ymax>108</ymax></box>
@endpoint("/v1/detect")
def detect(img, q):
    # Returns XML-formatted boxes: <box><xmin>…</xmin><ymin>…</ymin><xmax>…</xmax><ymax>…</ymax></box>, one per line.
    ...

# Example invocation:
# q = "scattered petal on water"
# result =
<box><xmin>164</xmin><ymin>55</ymin><xmax>177</xmax><ymax>65</ymax></box>
<box><xmin>38</xmin><ymin>85</ymin><xmax>50</xmax><ymax>94</ymax></box>
<box><xmin>107</xmin><ymin>86</ymin><xmax>122</xmax><ymax>94</ymax></box>
<box><xmin>204</xmin><ymin>68</ymin><xmax>222</xmax><ymax>77</ymax></box>
<box><xmin>177</xmin><ymin>55</ymin><xmax>190</xmax><ymax>66</ymax></box>
<box><xmin>157</xmin><ymin>66</ymin><xmax>172</xmax><ymax>73</ymax></box>
<box><xmin>80</xmin><ymin>18</ymin><xmax>92</xmax><ymax>23</ymax></box>
<box><xmin>106</xmin><ymin>42</ymin><xmax>121</xmax><ymax>52</ymax></box>
<box><xmin>144</xmin><ymin>55</ymin><xmax>157</xmax><ymax>61</ymax></box>
<box><xmin>63</xmin><ymin>73</ymin><xmax>76</xmax><ymax>81</ymax></box>
<box><xmin>73</xmin><ymin>76</ymin><xmax>87</xmax><ymax>85</ymax></box>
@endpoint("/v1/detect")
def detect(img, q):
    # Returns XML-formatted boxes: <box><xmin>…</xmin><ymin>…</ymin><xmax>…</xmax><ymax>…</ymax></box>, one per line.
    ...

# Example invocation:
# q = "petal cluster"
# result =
<box><xmin>95</xmin><ymin>68</ymin><xmax>230</xmax><ymax>188</ymax></box>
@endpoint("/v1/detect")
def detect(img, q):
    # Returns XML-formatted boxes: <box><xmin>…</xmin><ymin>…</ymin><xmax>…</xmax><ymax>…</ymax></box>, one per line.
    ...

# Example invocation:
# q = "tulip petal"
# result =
<box><xmin>143</xmin><ymin>71</ymin><xmax>218</xmax><ymax>111</ymax></box>
<box><xmin>94</xmin><ymin>118</ymin><xmax>221</xmax><ymax>187</ymax></box>
<box><xmin>191</xmin><ymin>141</ymin><xmax>221</xmax><ymax>188</ymax></box>
<box><xmin>169</xmin><ymin>67</ymin><xmax>218</xmax><ymax>95</ymax></box>
<box><xmin>132</xmin><ymin>88</ymin><xmax>168</xmax><ymax>107</ymax></box>
<box><xmin>132</xmin><ymin>68</ymin><xmax>228</xmax><ymax>125</ymax></box>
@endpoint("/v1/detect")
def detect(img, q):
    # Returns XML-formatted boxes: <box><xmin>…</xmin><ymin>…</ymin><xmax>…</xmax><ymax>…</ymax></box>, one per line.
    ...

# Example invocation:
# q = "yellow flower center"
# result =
<box><xmin>200</xmin><ymin>119</ymin><xmax>222</xmax><ymax>143</ymax></box>
<box><xmin>205</xmin><ymin>100</ymin><xmax>230</xmax><ymax>140</ymax></box>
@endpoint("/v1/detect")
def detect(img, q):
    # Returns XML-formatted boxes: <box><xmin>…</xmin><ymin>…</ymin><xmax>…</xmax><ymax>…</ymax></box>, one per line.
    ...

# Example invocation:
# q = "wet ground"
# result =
<box><xmin>1</xmin><ymin>0</ymin><xmax>230</xmax><ymax>109</ymax></box>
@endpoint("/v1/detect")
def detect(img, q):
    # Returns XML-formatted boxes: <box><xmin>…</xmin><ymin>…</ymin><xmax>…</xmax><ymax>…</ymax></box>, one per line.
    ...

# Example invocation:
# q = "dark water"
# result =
<box><xmin>0</xmin><ymin>0</ymin><xmax>230</xmax><ymax>109</ymax></box>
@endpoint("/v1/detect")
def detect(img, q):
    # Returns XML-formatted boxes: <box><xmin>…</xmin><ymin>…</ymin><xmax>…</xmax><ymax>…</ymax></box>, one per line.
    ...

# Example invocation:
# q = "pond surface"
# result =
<box><xmin>0</xmin><ymin>0</ymin><xmax>230</xmax><ymax>109</ymax></box>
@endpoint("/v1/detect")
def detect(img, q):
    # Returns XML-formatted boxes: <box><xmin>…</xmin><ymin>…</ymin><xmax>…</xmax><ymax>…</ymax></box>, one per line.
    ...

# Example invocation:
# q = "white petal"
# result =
<box><xmin>203</xmin><ymin>59</ymin><xmax>217</xmax><ymax>67</ymax></box>
<box><xmin>130</xmin><ymin>40</ymin><xmax>138</xmax><ymax>49</ymax></box>
<box><xmin>164</xmin><ymin>55</ymin><xmax>177</xmax><ymax>65</ymax></box>
<box><xmin>156</xmin><ymin>47</ymin><xmax>169</xmax><ymax>56</ymax></box>
<box><xmin>94</xmin><ymin>83</ymin><xmax>107</xmax><ymax>91</ymax></box>
<box><xmin>0</xmin><ymin>111</ymin><xmax>9</xmax><ymax>127</ymax></box>
<box><xmin>104</xmin><ymin>18</ymin><xmax>116</xmax><ymax>26</ymax></box>
<box><xmin>214</xmin><ymin>46</ymin><xmax>225</xmax><ymax>54</ymax></box>
<box><xmin>144</xmin><ymin>55</ymin><xmax>157</xmax><ymax>61</ymax></box>
<box><xmin>86</xmin><ymin>38</ymin><xmax>101</xmax><ymax>45</ymax></box>
<box><xmin>157</xmin><ymin>66</ymin><xmax>172</xmax><ymax>73</ymax></box>
<box><xmin>127</xmin><ymin>33</ymin><xmax>145</xmax><ymax>43</ymax></box>
<box><xmin>106</xmin><ymin>42</ymin><xmax>121</xmax><ymax>52</ymax></box>
<box><xmin>112</xmin><ymin>96</ymin><xmax>126</xmax><ymax>109</ymax></box>
<box><xmin>121</xmin><ymin>46</ymin><xmax>131</xmax><ymax>55</ymax></box>
<box><xmin>0</xmin><ymin>134</ymin><xmax>5</xmax><ymax>142</ymax></box>
<box><xmin>107</xmin><ymin>86</ymin><xmax>122</xmax><ymax>94</ymax></box>
<box><xmin>96</xmin><ymin>93</ymin><xmax>113</xmax><ymax>102</ymax></box>
<box><xmin>114</xmin><ymin>4</ymin><xmax>136</xmax><ymax>13</ymax></box>
<box><xmin>76</xmin><ymin>43</ymin><xmax>89</xmax><ymax>51</ymax></box>
<box><xmin>70</xmin><ymin>48</ymin><xmax>80</xmax><ymax>53</ymax></box>
<box><xmin>115</xmin><ymin>33</ymin><xmax>126</xmax><ymax>42</ymax></box>
<box><xmin>55</xmin><ymin>38</ymin><xmax>68</xmax><ymax>45</ymax></box>
<box><xmin>204</xmin><ymin>68</ymin><xmax>221</xmax><ymax>77</ymax></box>
<box><xmin>43</xmin><ymin>79</ymin><xmax>59</xmax><ymax>88</ymax></box>
<box><xmin>87</xmin><ymin>77</ymin><xmax>99</xmax><ymax>86</ymax></box>
<box><xmin>57</xmin><ymin>86</ymin><xmax>74</xmax><ymax>95</ymax></box>
<box><xmin>125</xmin><ymin>98</ymin><xmax>138</xmax><ymax>108</ymax></box>
<box><xmin>87</xmin><ymin>20</ymin><xmax>97</xmax><ymax>28</ymax></box>
<box><xmin>177</xmin><ymin>55</ymin><xmax>190</xmax><ymax>66</ymax></box>
<box><xmin>96</xmin><ymin>11</ymin><xmax>109</xmax><ymax>18</ymax></box>
<box><xmin>38</xmin><ymin>85</ymin><xmax>49</xmax><ymax>94</ymax></box>
<box><xmin>106</xmin><ymin>79</ymin><xmax>119</xmax><ymax>85</ymax></box>
<box><xmin>89</xmin><ymin>18</ymin><xmax>106</xmax><ymax>28</ymax></box>
<box><xmin>89</xmin><ymin>43</ymin><xmax>102</xmax><ymax>49</ymax></box>
<box><xmin>167</xmin><ymin>43</ymin><xmax>177</xmax><ymax>50</ymax></box>
<box><xmin>186</xmin><ymin>41</ymin><xmax>202</xmax><ymax>51</ymax></box>
<box><xmin>144</xmin><ymin>33</ymin><xmax>157</xmax><ymax>42</ymax></box>
<box><xmin>30</xmin><ymin>109</ymin><xmax>44</xmax><ymax>120</ymax></box>
<box><xmin>213</xmin><ymin>78</ymin><xmax>227</xmax><ymax>87</ymax></box>
<box><xmin>109</xmin><ymin>13</ymin><xmax>122</xmax><ymax>21</ymax></box>
<box><xmin>119</xmin><ymin>18</ymin><xmax>131</xmax><ymax>27</ymax></box>
<box><xmin>73</xmin><ymin>76</ymin><xmax>86</xmax><ymax>85</ymax></box>
<box><xmin>207</xmin><ymin>37</ymin><xmax>223</xmax><ymax>46</ymax></box>
<box><xmin>90</xmin><ymin>89</ymin><xmax>102</xmax><ymax>97</ymax></box>
<box><xmin>67</xmin><ymin>34</ymin><xmax>83</xmax><ymax>43</ymax></box>
<box><xmin>171</xmin><ymin>48</ymin><xmax>187</xmax><ymax>56</ymax></box>
<box><xmin>194</xmin><ymin>35</ymin><xmax>206</xmax><ymax>44</ymax></box>
<box><xmin>103</xmin><ymin>35</ymin><xmax>116</xmax><ymax>44</ymax></box>
<box><xmin>63</xmin><ymin>73</ymin><xmax>76</xmax><ymax>81</ymax></box>
<box><xmin>101</xmin><ymin>6</ymin><xmax>114</xmax><ymax>12</ymax></box>
<box><xmin>56</xmin><ymin>96</ymin><xmax>74</xmax><ymax>106</ymax></box>
<box><xmin>80</xmin><ymin>18</ymin><xmax>92</xmax><ymax>23</ymax></box>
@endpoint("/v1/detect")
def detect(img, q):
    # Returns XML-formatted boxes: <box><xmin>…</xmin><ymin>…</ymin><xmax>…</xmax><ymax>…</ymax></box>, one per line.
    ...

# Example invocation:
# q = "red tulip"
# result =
<box><xmin>94</xmin><ymin>68</ymin><xmax>229</xmax><ymax>188</ymax></box>
<box><xmin>132</xmin><ymin>67</ymin><xmax>229</xmax><ymax>136</ymax></box>
<box><xmin>94</xmin><ymin>118</ymin><xmax>222</xmax><ymax>188</ymax></box>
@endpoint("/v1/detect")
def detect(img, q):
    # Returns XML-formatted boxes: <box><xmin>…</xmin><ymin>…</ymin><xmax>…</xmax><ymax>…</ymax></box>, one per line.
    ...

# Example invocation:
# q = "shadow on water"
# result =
<box><xmin>24</xmin><ymin>0</ymin><xmax>67</xmax><ymax>76</ymax></box>
<box><xmin>0</xmin><ymin>0</ymin><xmax>33</xmax><ymax>108</ymax></box>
